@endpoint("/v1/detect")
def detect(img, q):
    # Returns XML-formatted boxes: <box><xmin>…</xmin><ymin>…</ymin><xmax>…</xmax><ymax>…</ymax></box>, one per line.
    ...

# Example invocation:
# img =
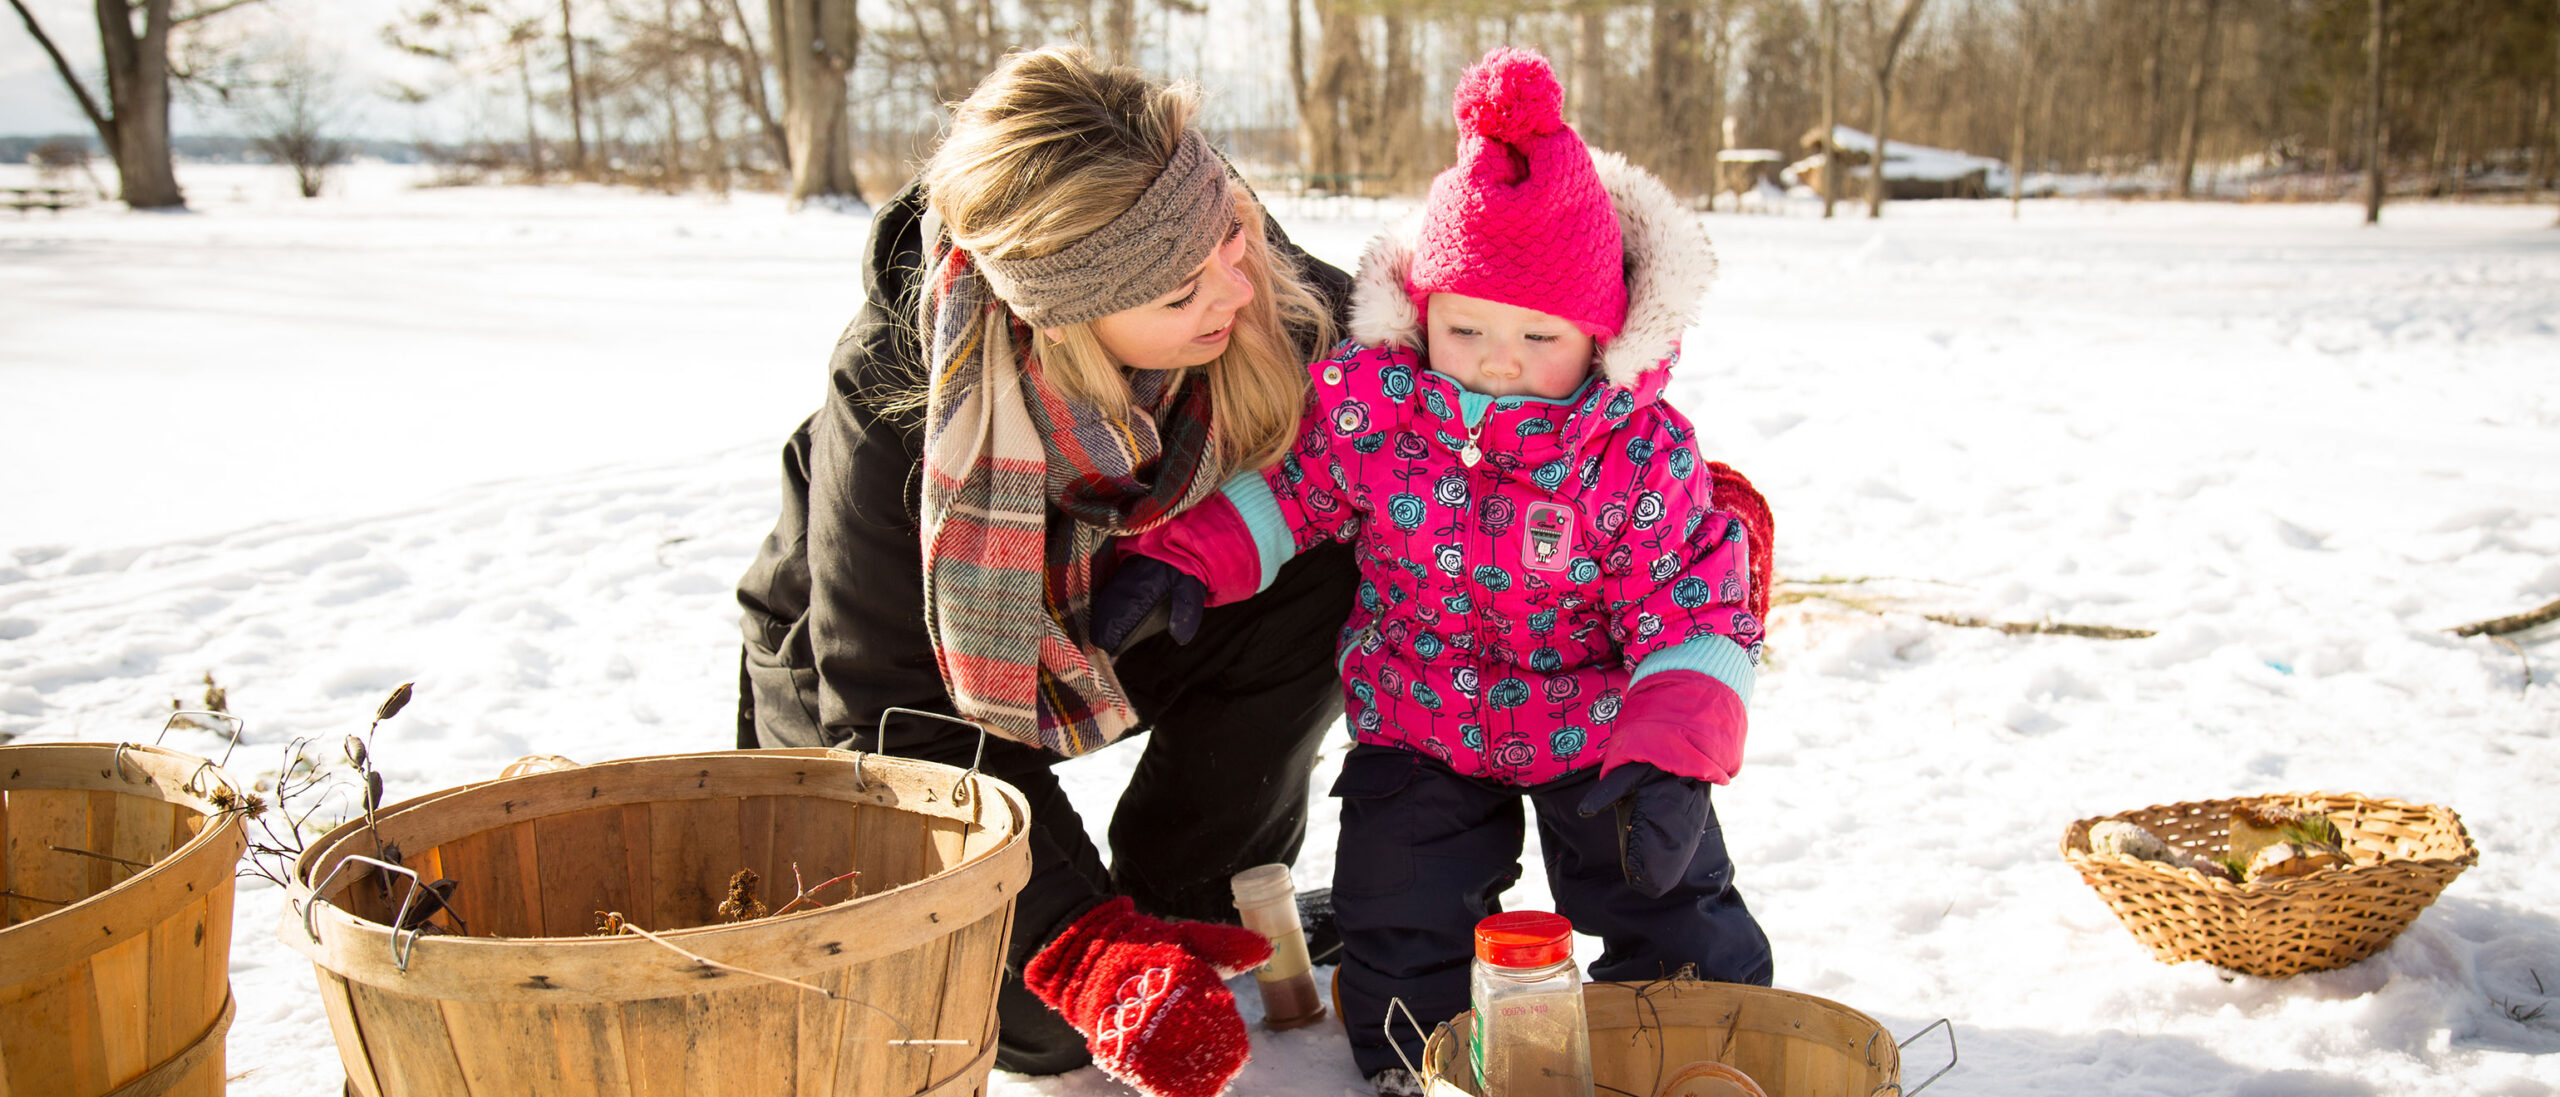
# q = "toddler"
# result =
<box><xmin>1104</xmin><ymin>47</ymin><xmax>1775</xmax><ymax>1094</ymax></box>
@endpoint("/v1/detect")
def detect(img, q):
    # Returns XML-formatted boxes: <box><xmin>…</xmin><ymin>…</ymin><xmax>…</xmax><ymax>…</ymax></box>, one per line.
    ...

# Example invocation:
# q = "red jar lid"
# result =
<box><xmin>1474</xmin><ymin>911</ymin><xmax>1573</xmax><ymax>968</ymax></box>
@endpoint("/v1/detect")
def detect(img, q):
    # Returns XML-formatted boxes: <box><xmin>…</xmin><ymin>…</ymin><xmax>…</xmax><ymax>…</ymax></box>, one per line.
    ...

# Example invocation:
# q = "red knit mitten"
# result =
<box><xmin>1023</xmin><ymin>897</ymin><xmax>1274</xmax><ymax>1097</ymax></box>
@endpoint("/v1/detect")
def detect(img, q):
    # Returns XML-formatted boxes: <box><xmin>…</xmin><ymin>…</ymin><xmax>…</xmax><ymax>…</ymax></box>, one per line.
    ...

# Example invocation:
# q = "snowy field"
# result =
<box><xmin>4</xmin><ymin>162</ymin><xmax>2559</xmax><ymax>1096</ymax></box>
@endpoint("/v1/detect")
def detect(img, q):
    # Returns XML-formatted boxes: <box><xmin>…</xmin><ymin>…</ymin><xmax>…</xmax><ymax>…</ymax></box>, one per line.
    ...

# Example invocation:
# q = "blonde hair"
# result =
<box><xmin>918</xmin><ymin>45</ymin><xmax>1334</xmax><ymax>469</ymax></box>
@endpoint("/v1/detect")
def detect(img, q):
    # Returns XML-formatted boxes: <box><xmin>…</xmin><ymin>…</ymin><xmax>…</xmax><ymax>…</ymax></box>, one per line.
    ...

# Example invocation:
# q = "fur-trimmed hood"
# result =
<box><xmin>1344</xmin><ymin>149</ymin><xmax>1718</xmax><ymax>392</ymax></box>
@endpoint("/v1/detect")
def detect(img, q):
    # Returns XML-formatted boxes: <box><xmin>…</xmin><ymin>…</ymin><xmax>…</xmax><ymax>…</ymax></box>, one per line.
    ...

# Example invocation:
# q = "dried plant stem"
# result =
<box><xmin>49</xmin><ymin>844</ymin><xmax>155</xmax><ymax>871</ymax></box>
<box><xmin>1</xmin><ymin>889</ymin><xmax>74</xmax><ymax>908</ymax></box>
<box><xmin>771</xmin><ymin>862</ymin><xmax>862</xmax><ymax>918</ymax></box>
<box><xmin>1919</xmin><ymin>613</ymin><xmax>2156</xmax><ymax>640</ymax></box>
<box><xmin>2448</xmin><ymin>597</ymin><xmax>2560</xmax><ymax>638</ymax></box>
<box><xmin>612</xmin><ymin>920</ymin><xmax>964</xmax><ymax>1048</ymax></box>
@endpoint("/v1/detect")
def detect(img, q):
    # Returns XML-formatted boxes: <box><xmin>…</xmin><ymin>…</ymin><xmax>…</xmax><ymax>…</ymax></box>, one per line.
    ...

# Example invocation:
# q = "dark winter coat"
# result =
<box><xmin>735</xmin><ymin>179</ymin><xmax>1356</xmax><ymax>750</ymax></box>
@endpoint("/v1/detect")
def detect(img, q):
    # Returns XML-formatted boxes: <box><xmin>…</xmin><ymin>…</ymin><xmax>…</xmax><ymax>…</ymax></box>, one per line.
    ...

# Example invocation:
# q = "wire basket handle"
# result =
<box><xmin>870</xmin><ymin>707</ymin><xmax>989</xmax><ymax>806</ymax></box>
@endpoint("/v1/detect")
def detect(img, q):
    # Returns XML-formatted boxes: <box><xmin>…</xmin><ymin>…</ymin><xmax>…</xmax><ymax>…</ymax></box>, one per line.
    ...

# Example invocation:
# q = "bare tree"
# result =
<box><xmin>2010</xmin><ymin>2</ymin><xmax>2038</xmax><ymax>220</ymax></box>
<box><xmin>8</xmin><ymin>0</ymin><xmax>267</xmax><ymax>209</ymax></box>
<box><xmin>771</xmin><ymin>0</ymin><xmax>865</xmax><ymax>209</ymax></box>
<box><xmin>1821</xmin><ymin>0</ymin><xmax>1839</xmax><ymax>216</ymax></box>
<box><xmin>1864</xmin><ymin>0</ymin><xmax>1930</xmax><ymax>218</ymax></box>
<box><xmin>2364</xmin><ymin>0</ymin><xmax>2386</xmax><ymax>224</ymax></box>
<box><xmin>236</xmin><ymin>43</ymin><xmax>352</xmax><ymax>197</ymax></box>
<box><xmin>561</xmin><ymin>0</ymin><xmax>590</xmax><ymax>173</ymax></box>
<box><xmin>2172</xmin><ymin>0</ymin><xmax>2221</xmax><ymax>199</ymax></box>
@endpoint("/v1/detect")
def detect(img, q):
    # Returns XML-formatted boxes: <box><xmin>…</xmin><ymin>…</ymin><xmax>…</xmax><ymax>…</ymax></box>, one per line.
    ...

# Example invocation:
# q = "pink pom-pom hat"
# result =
<box><xmin>1407</xmin><ymin>47</ymin><xmax>1626</xmax><ymax>342</ymax></box>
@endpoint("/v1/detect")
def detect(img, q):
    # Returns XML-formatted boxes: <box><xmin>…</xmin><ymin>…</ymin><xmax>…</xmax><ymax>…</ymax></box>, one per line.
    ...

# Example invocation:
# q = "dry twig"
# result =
<box><xmin>2448</xmin><ymin>598</ymin><xmax>2560</xmax><ymax>638</ymax></box>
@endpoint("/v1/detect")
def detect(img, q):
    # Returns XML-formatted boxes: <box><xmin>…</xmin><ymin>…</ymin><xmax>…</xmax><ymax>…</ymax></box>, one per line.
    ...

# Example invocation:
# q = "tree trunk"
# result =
<box><xmin>1301</xmin><ymin>0</ymin><xmax>1363</xmax><ymax>188</ymax></box>
<box><xmin>2144</xmin><ymin>0</ymin><xmax>2171</xmax><ymax>167</ymax></box>
<box><xmin>1867</xmin><ymin>0</ymin><xmax>1929</xmax><ymax>219</ymax></box>
<box><xmin>1574</xmin><ymin>3</ymin><xmax>1607</xmax><ymax>149</ymax></box>
<box><xmin>2364</xmin><ymin>0</ymin><xmax>2386</xmax><ymax>224</ymax></box>
<box><xmin>98</xmin><ymin>0</ymin><xmax>184</xmax><ymax>208</ymax></box>
<box><xmin>774</xmin><ymin>0</ymin><xmax>866</xmax><ymax>209</ymax></box>
<box><xmin>2011</xmin><ymin>8</ymin><xmax>2035</xmax><ymax>220</ymax></box>
<box><xmin>1649</xmin><ymin>0</ymin><xmax>1701</xmax><ymax>193</ymax></box>
<box><xmin>562</xmin><ymin>0</ymin><xmax>589</xmax><ymax>172</ymax></box>
<box><xmin>1821</xmin><ymin>0</ymin><xmax>1838</xmax><ymax>217</ymax></box>
<box><xmin>2174</xmin><ymin>0</ymin><xmax>2220</xmax><ymax>199</ymax></box>
<box><xmin>1102</xmin><ymin>0</ymin><xmax>1135</xmax><ymax>63</ymax></box>
<box><xmin>518</xmin><ymin>34</ymin><xmax>547</xmax><ymax>179</ymax></box>
<box><xmin>716</xmin><ymin>0</ymin><xmax>789</xmax><ymax>175</ymax></box>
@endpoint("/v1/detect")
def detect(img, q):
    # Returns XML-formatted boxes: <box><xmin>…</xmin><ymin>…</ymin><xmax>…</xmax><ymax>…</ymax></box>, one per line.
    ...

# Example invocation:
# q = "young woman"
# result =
<box><xmin>733</xmin><ymin>47</ymin><xmax>1355</xmax><ymax>1097</ymax></box>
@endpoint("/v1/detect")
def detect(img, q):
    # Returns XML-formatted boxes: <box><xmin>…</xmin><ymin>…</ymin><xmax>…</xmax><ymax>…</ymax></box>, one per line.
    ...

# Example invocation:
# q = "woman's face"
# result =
<box><xmin>1055</xmin><ymin>216</ymin><xmax>1252</xmax><ymax>372</ymax></box>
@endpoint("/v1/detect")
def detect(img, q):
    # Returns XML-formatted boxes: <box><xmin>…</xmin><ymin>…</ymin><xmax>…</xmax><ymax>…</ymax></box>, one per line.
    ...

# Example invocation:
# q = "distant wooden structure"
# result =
<box><xmin>1714</xmin><ymin>150</ymin><xmax>1785</xmax><ymax>196</ymax></box>
<box><xmin>1792</xmin><ymin>126</ymin><xmax>1993</xmax><ymax>200</ymax></box>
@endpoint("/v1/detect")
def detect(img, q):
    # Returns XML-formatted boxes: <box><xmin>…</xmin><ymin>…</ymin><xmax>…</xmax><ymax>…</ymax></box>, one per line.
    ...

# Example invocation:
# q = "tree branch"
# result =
<box><xmin>7</xmin><ymin>0</ymin><xmax>117</xmax><ymax>143</ymax></box>
<box><xmin>170</xmin><ymin>0</ymin><xmax>264</xmax><ymax>26</ymax></box>
<box><xmin>2448</xmin><ymin>597</ymin><xmax>2560</xmax><ymax>638</ymax></box>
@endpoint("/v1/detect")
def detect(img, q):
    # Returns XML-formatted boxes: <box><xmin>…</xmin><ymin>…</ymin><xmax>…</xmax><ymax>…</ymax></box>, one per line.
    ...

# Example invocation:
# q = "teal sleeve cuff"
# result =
<box><xmin>1218</xmin><ymin>471</ymin><xmax>1294</xmax><ymax>595</ymax></box>
<box><xmin>1631</xmin><ymin>633</ymin><xmax>1756</xmax><ymax>706</ymax></box>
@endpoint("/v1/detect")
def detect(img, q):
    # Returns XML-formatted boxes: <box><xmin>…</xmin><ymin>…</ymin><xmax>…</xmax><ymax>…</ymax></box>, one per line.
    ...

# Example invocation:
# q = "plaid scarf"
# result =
<box><xmin>918</xmin><ymin>235</ymin><xmax>1228</xmax><ymax>755</ymax></box>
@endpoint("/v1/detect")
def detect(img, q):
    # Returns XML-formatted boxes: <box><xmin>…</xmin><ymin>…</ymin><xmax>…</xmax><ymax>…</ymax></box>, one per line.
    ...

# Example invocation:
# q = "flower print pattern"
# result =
<box><xmin>1237</xmin><ymin>342</ymin><xmax>1758</xmax><ymax>785</ymax></box>
<box><xmin>1381</xmin><ymin>363</ymin><xmax>1415</xmax><ymax>400</ymax></box>
<box><xmin>1633</xmin><ymin>490</ymin><xmax>1666</xmax><ymax>529</ymax></box>
<box><xmin>1333</xmin><ymin>400</ymin><xmax>1372</xmax><ymax>436</ymax></box>
<box><xmin>1434</xmin><ymin>543</ymin><xmax>1464</xmax><ymax>576</ymax></box>
<box><xmin>1549</xmin><ymin>725</ymin><xmax>1587</xmax><ymax>760</ymax></box>
<box><xmin>1434</xmin><ymin>472</ymin><xmax>1469</xmax><ymax>509</ymax></box>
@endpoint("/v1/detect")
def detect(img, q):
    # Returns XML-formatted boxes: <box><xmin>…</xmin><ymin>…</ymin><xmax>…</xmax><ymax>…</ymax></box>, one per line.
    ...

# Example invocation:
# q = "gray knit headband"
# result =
<box><xmin>972</xmin><ymin>130</ymin><xmax>1238</xmax><ymax>329</ymax></box>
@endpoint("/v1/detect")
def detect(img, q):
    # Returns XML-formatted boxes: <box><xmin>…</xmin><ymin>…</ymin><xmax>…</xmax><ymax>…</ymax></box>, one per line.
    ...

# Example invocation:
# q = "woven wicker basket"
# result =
<box><xmin>2061</xmin><ymin>792</ymin><xmax>2477</xmax><ymax>978</ymax></box>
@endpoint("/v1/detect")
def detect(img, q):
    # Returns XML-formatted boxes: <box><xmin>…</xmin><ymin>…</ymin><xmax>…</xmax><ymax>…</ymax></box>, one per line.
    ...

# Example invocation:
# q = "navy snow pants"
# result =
<box><xmin>1330</xmin><ymin>743</ymin><xmax>1774</xmax><ymax>1080</ymax></box>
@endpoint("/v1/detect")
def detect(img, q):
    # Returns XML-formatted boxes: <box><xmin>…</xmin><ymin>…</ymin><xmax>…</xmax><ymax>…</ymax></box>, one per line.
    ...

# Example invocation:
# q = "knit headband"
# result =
<box><xmin>971</xmin><ymin>130</ymin><xmax>1237</xmax><ymax>329</ymax></box>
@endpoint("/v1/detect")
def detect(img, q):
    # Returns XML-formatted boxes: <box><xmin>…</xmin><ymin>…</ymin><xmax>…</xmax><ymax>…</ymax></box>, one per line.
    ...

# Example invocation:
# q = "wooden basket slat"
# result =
<box><xmin>932</xmin><ymin>903</ymin><xmax>1011</xmax><ymax>1050</ymax></box>
<box><xmin>533</xmin><ymin>803</ymin><xmax>637</xmax><ymax>938</ymax></box>
<box><xmin>316</xmin><ymin>968</ymin><xmax>384</xmax><ymax>1097</ymax></box>
<box><xmin>2061</xmin><ymin>791</ymin><xmax>2475</xmax><ymax>978</ymax></box>
<box><xmin>737</xmin><ymin>794</ymin><xmax>781</xmax><ymax>919</ymax></box>
<box><xmin>5</xmin><ymin>789</ymin><xmax>91</xmax><ymax>920</ymax></box>
<box><xmin>93</xmin><ymin>931</ymin><xmax>153</xmax><ymax>1084</ymax></box>
<box><xmin>841</xmin><ymin>926</ymin><xmax>954</xmax><ymax>1096</ymax></box>
<box><xmin>763</xmin><ymin>795</ymin><xmax>859</xmax><ymax>920</ymax></box>
<box><xmin>342</xmin><ymin>981</ymin><xmax>472</xmax><ymax>1096</ymax></box>
<box><xmin>649</xmin><ymin>793</ymin><xmax>745</xmax><ymax>928</ymax></box>
<box><xmin>853</xmin><ymin>800</ymin><xmax>928</xmax><ymax>899</ymax></box>
<box><xmin>441</xmin><ymin>998</ymin><xmax>634</xmax><ymax>1096</ymax></box>
<box><xmin>793</xmin><ymin>965</ymin><xmax>855</xmax><ymax>1095</ymax></box>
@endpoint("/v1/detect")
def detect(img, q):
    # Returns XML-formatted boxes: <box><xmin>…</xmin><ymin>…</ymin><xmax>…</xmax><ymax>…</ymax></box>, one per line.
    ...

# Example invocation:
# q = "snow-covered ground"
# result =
<box><xmin>5</xmin><ymin>163</ymin><xmax>2559</xmax><ymax>1096</ymax></box>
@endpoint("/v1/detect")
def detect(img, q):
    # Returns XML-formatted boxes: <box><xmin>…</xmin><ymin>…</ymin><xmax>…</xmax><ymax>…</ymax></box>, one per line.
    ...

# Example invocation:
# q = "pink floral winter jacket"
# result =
<box><xmin>1127</xmin><ymin>153</ymin><xmax>1771</xmax><ymax>788</ymax></box>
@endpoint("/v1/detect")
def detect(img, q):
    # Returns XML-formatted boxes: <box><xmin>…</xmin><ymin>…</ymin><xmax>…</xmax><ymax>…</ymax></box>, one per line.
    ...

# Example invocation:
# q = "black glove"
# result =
<box><xmin>1576</xmin><ymin>762</ymin><xmax>1710</xmax><ymax>899</ymax></box>
<box><xmin>1093</xmin><ymin>554</ymin><xmax>1206</xmax><ymax>654</ymax></box>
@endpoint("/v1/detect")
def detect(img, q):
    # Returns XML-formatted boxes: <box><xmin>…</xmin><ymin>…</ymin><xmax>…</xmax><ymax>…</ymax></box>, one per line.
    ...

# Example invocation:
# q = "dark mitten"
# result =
<box><xmin>1575</xmin><ymin>762</ymin><xmax>1712</xmax><ymax>899</ymax></box>
<box><xmin>1094</xmin><ymin>554</ymin><xmax>1208</xmax><ymax>654</ymax></box>
<box><xmin>1022</xmin><ymin>897</ymin><xmax>1273</xmax><ymax>1097</ymax></box>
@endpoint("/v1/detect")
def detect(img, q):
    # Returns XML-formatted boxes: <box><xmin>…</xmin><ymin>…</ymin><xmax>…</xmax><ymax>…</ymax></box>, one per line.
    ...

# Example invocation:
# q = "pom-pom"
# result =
<box><xmin>1453</xmin><ymin>47</ymin><xmax>1566</xmax><ymax>144</ymax></box>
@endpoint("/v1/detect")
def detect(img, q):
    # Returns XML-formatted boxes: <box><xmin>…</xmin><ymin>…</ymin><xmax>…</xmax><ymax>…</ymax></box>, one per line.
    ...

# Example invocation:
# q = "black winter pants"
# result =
<box><xmin>1330</xmin><ymin>743</ymin><xmax>1774</xmax><ymax>1080</ymax></box>
<box><xmin>737</xmin><ymin>540</ymin><xmax>1357</xmax><ymax>1075</ymax></box>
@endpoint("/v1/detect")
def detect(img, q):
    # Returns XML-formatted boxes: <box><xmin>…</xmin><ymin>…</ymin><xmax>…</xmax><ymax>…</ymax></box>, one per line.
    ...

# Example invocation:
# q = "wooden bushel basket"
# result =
<box><xmin>1</xmin><ymin>737</ymin><xmax>248</xmax><ymax>1096</ymax></box>
<box><xmin>1418</xmin><ymin>981</ymin><xmax>1954</xmax><ymax>1097</ymax></box>
<box><xmin>281</xmin><ymin>747</ymin><xmax>1032</xmax><ymax>1097</ymax></box>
